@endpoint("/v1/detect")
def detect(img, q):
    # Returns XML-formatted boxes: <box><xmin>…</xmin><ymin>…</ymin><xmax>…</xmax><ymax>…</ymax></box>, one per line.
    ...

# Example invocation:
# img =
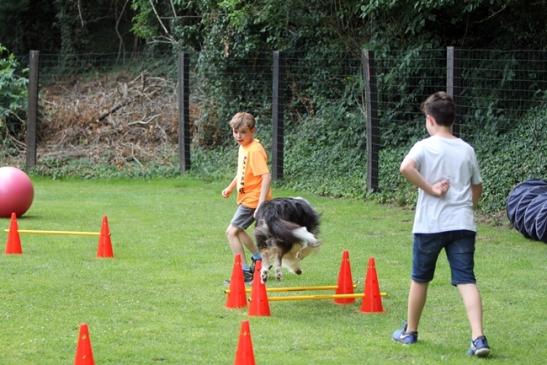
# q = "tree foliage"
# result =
<box><xmin>0</xmin><ymin>0</ymin><xmax>138</xmax><ymax>55</ymax></box>
<box><xmin>0</xmin><ymin>43</ymin><xmax>27</xmax><ymax>153</ymax></box>
<box><xmin>1</xmin><ymin>1</ymin><xmax>545</xmax><ymax>56</ymax></box>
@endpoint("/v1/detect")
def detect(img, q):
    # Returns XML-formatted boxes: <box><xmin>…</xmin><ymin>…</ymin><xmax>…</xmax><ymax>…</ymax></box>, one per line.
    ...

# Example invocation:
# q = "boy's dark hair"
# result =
<box><xmin>420</xmin><ymin>91</ymin><xmax>455</xmax><ymax>127</ymax></box>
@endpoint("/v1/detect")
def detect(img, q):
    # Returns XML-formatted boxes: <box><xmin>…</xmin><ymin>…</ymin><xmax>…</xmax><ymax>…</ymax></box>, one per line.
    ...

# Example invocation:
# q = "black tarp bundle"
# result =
<box><xmin>506</xmin><ymin>179</ymin><xmax>547</xmax><ymax>243</ymax></box>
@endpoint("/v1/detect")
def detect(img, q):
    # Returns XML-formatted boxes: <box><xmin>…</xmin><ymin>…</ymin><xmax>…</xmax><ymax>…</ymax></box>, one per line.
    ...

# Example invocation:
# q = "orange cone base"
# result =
<box><xmin>96</xmin><ymin>216</ymin><xmax>114</xmax><ymax>258</ymax></box>
<box><xmin>360</xmin><ymin>257</ymin><xmax>384</xmax><ymax>313</ymax></box>
<box><xmin>226</xmin><ymin>254</ymin><xmax>247</xmax><ymax>309</ymax></box>
<box><xmin>248</xmin><ymin>260</ymin><xmax>270</xmax><ymax>316</ymax></box>
<box><xmin>234</xmin><ymin>320</ymin><xmax>256</xmax><ymax>365</ymax></box>
<box><xmin>74</xmin><ymin>323</ymin><xmax>95</xmax><ymax>365</ymax></box>
<box><xmin>335</xmin><ymin>250</ymin><xmax>355</xmax><ymax>304</ymax></box>
<box><xmin>5</xmin><ymin>212</ymin><xmax>22</xmax><ymax>255</ymax></box>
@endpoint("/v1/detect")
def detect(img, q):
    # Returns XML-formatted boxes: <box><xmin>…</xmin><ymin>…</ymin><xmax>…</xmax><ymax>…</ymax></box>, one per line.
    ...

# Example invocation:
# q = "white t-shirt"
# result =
<box><xmin>406</xmin><ymin>135</ymin><xmax>482</xmax><ymax>233</ymax></box>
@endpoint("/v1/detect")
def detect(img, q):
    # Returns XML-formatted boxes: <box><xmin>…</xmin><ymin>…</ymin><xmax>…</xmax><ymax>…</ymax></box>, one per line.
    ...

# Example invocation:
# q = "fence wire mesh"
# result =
<box><xmin>7</xmin><ymin>48</ymin><xmax>546</xmax><ymax>197</ymax></box>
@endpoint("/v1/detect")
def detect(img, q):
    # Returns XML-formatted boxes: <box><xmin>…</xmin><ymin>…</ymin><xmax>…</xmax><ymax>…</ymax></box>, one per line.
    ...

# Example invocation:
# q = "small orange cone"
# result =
<box><xmin>74</xmin><ymin>323</ymin><xmax>95</xmax><ymax>365</ymax></box>
<box><xmin>233</xmin><ymin>320</ymin><xmax>256</xmax><ymax>365</ymax></box>
<box><xmin>248</xmin><ymin>260</ymin><xmax>270</xmax><ymax>316</ymax></box>
<box><xmin>5</xmin><ymin>212</ymin><xmax>22</xmax><ymax>255</ymax></box>
<box><xmin>335</xmin><ymin>250</ymin><xmax>355</xmax><ymax>304</ymax></box>
<box><xmin>96</xmin><ymin>216</ymin><xmax>113</xmax><ymax>258</ymax></box>
<box><xmin>226</xmin><ymin>254</ymin><xmax>247</xmax><ymax>309</ymax></box>
<box><xmin>360</xmin><ymin>257</ymin><xmax>384</xmax><ymax>313</ymax></box>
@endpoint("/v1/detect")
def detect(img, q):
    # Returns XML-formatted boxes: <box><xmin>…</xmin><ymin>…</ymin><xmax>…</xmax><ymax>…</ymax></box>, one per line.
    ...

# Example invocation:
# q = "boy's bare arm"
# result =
<box><xmin>254</xmin><ymin>172</ymin><xmax>272</xmax><ymax>216</ymax></box>
<box><xmin>222</xmin><ymin>177</ymin><xmax>237</xmax><ymax>198</ymax></box>
<box><xmin>400</xmin><ymin>157</ymin><xmax>449</xmax><ymax>197</ymax></box>
<box><xmin>471</xmin><ymin>183</ymin><xmax>483</xmax><ymax>208</ymax></box>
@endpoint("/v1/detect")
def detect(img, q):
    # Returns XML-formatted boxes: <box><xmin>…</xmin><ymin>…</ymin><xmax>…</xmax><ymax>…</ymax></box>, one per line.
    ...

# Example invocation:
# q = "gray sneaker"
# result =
<box><xmin>392</xmin><ymin>321</ymin><xmax>418</xmax><ymax>344</ymax></box>
<box><xmin>467</xmin><ymin>336</ymin><xmax>490</xmax><ymax>357</ymax></box>
<box><xmin>223</xmin><ymin>269</ymin><xmax>254</xmax><ymax>286</ymax></box>
<box><xmin>243</xmin><ymin>269</ymin><xmax>254</xmax><ymax>283</ymax></box>
<box><xmin>249</xmin><ymin>256</ymin><xmax>261</xmax><ymax>274</ymax></box>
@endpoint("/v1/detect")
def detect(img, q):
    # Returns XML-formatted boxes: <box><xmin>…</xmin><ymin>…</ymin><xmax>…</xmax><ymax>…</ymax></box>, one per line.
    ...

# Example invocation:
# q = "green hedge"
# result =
<box><xmin>28</xmin><ymin>103</ymin><xmax>545</xmax><ymax>219</ymax></box>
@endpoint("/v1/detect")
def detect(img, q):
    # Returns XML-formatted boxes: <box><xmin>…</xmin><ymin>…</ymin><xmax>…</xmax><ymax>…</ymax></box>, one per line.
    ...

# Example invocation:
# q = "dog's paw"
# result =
<box><xmin>260</xmin><ymin>270</ymin><xmax>269</xmax><ymax>283</ymax></box>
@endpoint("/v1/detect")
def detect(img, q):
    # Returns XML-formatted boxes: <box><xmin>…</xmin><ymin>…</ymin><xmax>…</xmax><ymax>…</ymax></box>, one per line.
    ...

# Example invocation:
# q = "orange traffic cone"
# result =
<box><xmin>248</xmin><ymin>260</ymin><xmax>270</xmax><ymax>316</ymax></box>
<box><xmin>5</xmin><ymin>212</ymin><xmax>22</xmax><ymax>255</ymax></box>
<box><xmin>360</xmin><ymin>257</ymin><xmax>384</xmax><ymax>313</ymax></box>
<box><xmin>226</xmin><ymin>254</ymin><xmax>247</xmax><ymax>309</ymax></box>
<box><xmin>96</xmin><ymin>216</ymin><xmax>113</xmax><ymax>258</ymax></box>
<box><xmin>233</xmin><ymin>320</ymin><xmax>256</xmax><ymax>365</ymax></box>
<box><xmin>74</xmin><ymin>323</ymin><xmax>95</xmax><ymax>365</ymax></box>
<box><xmin>335</xmin><ymin>250</ymin><xmax>355</xmax><ymax>304</ymax></box>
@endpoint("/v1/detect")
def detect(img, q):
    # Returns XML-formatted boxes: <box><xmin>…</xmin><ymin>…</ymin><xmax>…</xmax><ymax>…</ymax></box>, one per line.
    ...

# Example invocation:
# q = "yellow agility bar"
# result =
<box><xmin>224</xmin><ymin>284</ymin><xmax>358</xmax><ymax>294</ymax></box>
<box><xmin>3</xmin><ymin>229</ymin><xmax>100</xmax><ymax>236</ymax></box>
<box><xmin>267</xmin><ymin>292</ymin><xmax>387</xmax><ymax>302</ymax></box>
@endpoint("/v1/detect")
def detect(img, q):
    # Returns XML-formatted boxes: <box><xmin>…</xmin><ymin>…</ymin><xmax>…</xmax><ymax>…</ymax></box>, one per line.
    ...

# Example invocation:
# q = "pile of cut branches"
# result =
<box><xmin>39</xmin><ymin>71</ymin><xmax>188</xmax><ymax>167</ymax></box>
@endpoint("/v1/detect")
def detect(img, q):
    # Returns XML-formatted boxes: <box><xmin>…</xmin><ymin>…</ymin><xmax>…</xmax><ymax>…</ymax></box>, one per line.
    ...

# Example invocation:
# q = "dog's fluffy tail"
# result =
<box><xmin>267</xmin><ymin>218</ymin><xmax>318</xmax><ymax>246</ymax></box>
<box><xmin>291</xmin><ymin>226</ymin><xmax>320</xmax><ymax>246</ymax></box>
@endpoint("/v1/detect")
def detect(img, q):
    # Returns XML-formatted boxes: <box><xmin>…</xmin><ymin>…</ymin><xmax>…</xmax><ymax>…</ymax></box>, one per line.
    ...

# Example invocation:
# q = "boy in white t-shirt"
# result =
<box><xmin>392</xmin><ymin>92</ymin><xmax>490</xmax><ymax>358</ymax></box>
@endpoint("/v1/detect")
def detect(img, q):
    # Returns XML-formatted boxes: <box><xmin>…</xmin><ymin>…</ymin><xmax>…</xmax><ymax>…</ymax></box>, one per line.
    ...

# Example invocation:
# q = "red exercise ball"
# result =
<box><xmin>0</xmin><ymin>166</ymin><xmax>34</xmax><ymax>218</ymax></box>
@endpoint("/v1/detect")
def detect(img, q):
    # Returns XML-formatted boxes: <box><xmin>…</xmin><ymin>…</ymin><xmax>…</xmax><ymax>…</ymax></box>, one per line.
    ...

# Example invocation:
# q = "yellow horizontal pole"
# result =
<box><xmin>4</xmin><ymin>229</ymin><xmax>100</xmax><ymax>237</ymax></box>
<box><xmin>267</xmin><ymin>292</ymin><xmax>387</xmax><ymax>302</ymax></box>
<box><xmin>225</xmin><ymin>284</ymin><xmax>357</xmax><ymax>294</ymax></box>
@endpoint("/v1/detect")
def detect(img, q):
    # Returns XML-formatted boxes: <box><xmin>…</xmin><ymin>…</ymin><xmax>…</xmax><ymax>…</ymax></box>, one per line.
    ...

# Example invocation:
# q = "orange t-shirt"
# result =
<box><xmin>236</xmin><ymin>139</ymin><xmax>272</xmax><ymax>208</ymax></box>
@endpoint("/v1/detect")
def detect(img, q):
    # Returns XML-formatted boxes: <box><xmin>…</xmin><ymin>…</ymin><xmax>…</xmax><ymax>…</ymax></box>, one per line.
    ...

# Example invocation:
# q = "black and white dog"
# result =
<box><xmin>254</xmin><ymin>197</ymin><xmax>321</xmax><ymax>282</ymax></box>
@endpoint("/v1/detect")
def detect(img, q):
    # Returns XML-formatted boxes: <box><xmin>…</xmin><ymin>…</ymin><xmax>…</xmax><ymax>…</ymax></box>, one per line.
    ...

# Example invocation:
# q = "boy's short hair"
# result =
<box><xmin>421</xmin><ymin>91</ymin><xmax>455</xmax><ymax>127</ymax></box>
<box><xmin>229</xmin><ymin>112</ymin><xmax>256</xmax><ymax>130</ymax></box>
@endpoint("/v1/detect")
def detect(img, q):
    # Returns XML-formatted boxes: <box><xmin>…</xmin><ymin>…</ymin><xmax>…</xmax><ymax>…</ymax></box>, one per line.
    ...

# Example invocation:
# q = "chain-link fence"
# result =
<box><xmin>8</xmin><ymin>48</ymin><xmax>546</xmax><ymax>200</ymax></box>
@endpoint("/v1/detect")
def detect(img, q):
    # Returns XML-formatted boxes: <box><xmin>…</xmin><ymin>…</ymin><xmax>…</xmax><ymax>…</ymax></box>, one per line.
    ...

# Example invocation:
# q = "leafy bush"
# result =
<box><xmin>281</xmin><ymin>102</ymin><xmax>366</xmax><ymax>198</ymax></box>
<box><xmin>0</xmin><ymin>44</ymin><xmax>27</xmax><ymax>155</ymax></box>
<box><xmin>473</xmin><ymin>106</ymin><xmax>547</xmax><ymax>212</ymax></box>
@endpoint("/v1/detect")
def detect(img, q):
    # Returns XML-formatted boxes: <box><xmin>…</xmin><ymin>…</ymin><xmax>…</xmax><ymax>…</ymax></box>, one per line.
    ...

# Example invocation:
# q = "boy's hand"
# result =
<box><xmin>222</xmin><ymin>188</ymin><xmax>232</xmax><ymax>198</ymax></box>
<box><xmin>431</xmin><ymin>179</ymin><xmax>450</xmax><ymax>197</ymax></box>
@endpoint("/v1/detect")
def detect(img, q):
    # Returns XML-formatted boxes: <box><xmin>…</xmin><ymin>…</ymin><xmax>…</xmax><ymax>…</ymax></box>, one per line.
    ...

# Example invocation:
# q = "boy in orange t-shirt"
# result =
<box><xmin>222</xmin><ymin>112</ymin><xmax>272</xmax><ymax>283</ymax></box>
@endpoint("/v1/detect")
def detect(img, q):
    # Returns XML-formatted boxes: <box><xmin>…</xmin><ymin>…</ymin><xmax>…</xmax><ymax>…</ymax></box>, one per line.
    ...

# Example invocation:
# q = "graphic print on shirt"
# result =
<box><xmin>238</xmin><ymin>154</ymin><xmax>247</xmax><ymax>194</ymax></box>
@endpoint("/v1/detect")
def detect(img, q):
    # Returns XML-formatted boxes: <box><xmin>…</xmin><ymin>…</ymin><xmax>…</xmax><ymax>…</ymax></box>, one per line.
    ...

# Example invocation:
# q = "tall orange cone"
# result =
<box><xmin>248</xmin><ymin>260</ymin><xmax>270</xmax><ymax>316</ymax></box>
<box><xmin>360</xmin><ymin>257</ymin><xmax>384</xmax><ymax>313</ymax></box>
<box><xmin>74</xmin><ymin>323</ymin><xmax>95</xmax><ymax>365</ymax></box>
<box><xmin>233</xmin><ymin>320</ymin><xmax>256</xmax><ymax>365</ymax></box>
<box><xmin>335</xmin><ymin>250</ymin><xmax>355</xmax><ymax>304</ymax></box>
<box><xmin>5</xmin><ymin>212</ymin><xmax>22</xmax><ymax>255</ymax></box>
<box><xmin>96</xmin><ymin>216</ymin><xmax>113</xmax><ymax>258</ymax></box>
<box><xmin>226</xmin><ymin>254</ymin><xmax>247</xmax><ymax>309</ymax></box>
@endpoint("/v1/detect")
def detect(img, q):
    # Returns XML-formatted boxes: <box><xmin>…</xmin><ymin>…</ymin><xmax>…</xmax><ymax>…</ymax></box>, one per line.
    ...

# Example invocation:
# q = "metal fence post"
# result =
<box><xmin>272</xmin><ymin>50</ymin><xmax>284</xmax><ymax>181</ymax></box>
<box><xmin>26</xmin><ymin>50</ymin><xmax>39</xmax><ymax>169</ymax></box>
<box><xmin>362</xmin><ymin>49</ymin><xmax>380</xmax><ymax>193</ymax></box>
<box><xmin>446</xmin><ymin>46</ymin><xmax>461</xmax><ymax>137</ymax></box>
<box><xmin>177</xmin><ymin>51</ymin><xmax>191</xmax><ymax>172</ymax></box>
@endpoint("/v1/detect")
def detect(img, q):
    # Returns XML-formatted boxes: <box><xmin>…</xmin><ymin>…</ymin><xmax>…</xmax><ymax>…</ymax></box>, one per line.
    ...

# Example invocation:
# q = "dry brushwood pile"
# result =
<box><xmin>39</xmin><ymin>71</ymin><xmax>182</xmax><ymax>167</ymax></box>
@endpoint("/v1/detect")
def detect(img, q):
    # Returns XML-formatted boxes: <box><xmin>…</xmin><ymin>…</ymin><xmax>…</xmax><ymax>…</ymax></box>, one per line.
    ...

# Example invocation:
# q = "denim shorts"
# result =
<box><xmin>230</xmin><ymin>205</ymin><xmax>256</xmax><ymax>229</ymax></box>
<box><xmin>412</xmin><ymin>230</ymin><xmax>476</xmax><ymax>286</ymax></box>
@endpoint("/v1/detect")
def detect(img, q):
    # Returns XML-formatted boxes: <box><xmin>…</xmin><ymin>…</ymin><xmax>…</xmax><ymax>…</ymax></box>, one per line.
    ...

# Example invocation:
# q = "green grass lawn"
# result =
<box><xmin>1</xmin><ymin>176</ymin><xmax>545</xmax><ymax>364</ymax></box>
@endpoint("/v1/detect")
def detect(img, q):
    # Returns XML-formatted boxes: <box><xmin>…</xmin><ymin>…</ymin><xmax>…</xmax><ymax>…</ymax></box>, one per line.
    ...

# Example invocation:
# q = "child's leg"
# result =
<box><xmin>407</xmin><ymin>232</ymin><xmax>442</xmax><ymax>332</ymax></box>
<box><xmin>407</xmin><ymin>280</ymin><xmax>429</xmax><ymax>332</ymax></box>
<box><xmin>236</xmin><ymin>229</ymin><xmax>260</xmax><ymax>258</ymax></box>
<box><xmin>226</xmin><ymin>224</ymin><xmax>247</xmax><ymax>269</ymax></box>
<box><xmin>445</xmin><ymin>230</ymin><xmax>484</xmax><ymax>340</ymax></box>
<box><xmin>226</xmin><ymin>205</ymin><xmax>259</xmax><ymax>270</ymax></box>
<box><xmin>457</xmin><ymin>283</ymin><xmax>484</xmax><ymax>339</ymax></box>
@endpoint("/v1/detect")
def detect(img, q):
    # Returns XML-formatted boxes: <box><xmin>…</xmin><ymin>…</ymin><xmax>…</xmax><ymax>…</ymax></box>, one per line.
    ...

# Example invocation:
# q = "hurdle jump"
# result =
<box><xmin>267</xmin><ymin>292</ymin><xmax>387</xmax><ymax>302</ymax></box>
<box><xmin>4</xmin><ymin>214</ymin><xmax>114</xmax><ymax>258</ymax></box>
<box><xmin>4</xmin><ymin>229</ymin><xmax>100</xmax><ymax>237</ymax></box>
<box><xmin>225</xmin><ymin>283</ymin><xmax>358</xmax><ymax>294</ymax></box>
